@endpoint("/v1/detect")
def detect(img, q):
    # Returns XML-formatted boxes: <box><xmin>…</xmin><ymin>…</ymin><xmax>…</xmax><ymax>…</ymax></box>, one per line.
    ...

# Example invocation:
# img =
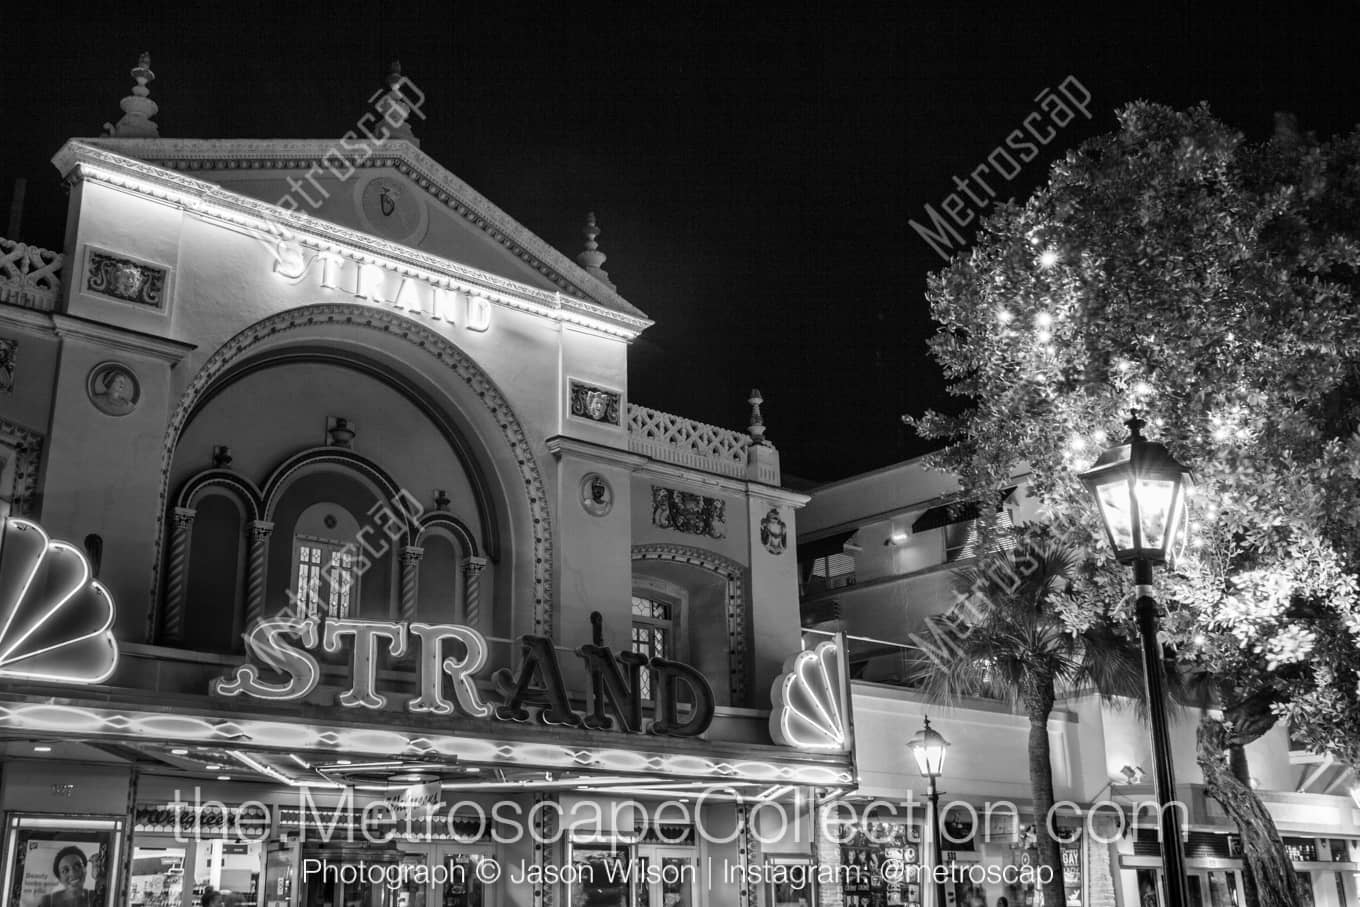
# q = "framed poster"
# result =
<box><xmin>1</xmin><ymin>814</ymin><xmax>125</xmax><ymax>907</ymax></box>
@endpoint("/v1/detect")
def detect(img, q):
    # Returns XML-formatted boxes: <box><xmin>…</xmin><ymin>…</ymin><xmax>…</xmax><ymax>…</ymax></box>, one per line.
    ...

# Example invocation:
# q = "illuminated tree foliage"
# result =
<box><xmin>908</xmin><ymin>102</ymin><xmax>1360</xmax><ymax>906</ymax></box>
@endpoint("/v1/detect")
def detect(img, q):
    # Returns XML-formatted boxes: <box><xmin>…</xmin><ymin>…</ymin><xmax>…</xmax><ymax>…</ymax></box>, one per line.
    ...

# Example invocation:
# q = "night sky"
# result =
<box><xmin>4</xmin><ymin>2</ymin><xmax>1358</xmax><ymax>481</ymax></box>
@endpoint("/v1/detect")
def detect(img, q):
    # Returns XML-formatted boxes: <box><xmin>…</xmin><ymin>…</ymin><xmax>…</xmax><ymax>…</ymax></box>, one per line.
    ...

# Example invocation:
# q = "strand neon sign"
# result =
<box><xmin>212</xmin><ymin>617</ymin><xmax>715</xmax><ymax>738</ymax></box>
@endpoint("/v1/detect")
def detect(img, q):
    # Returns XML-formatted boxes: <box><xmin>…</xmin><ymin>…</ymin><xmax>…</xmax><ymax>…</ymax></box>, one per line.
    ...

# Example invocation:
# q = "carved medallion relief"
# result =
<box><xmin>651</xmin><ymin>486</ymin><xmax>725</xmax><ymax>539</ymax></box>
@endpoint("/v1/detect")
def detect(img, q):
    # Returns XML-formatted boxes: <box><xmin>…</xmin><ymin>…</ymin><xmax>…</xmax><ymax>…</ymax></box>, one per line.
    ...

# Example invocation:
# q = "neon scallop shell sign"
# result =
<box><xmin>0</xmin><ymin>518</ymin><xmax>118</xmax><ymax>684</ymax></box>
<box><xmin>769</xmin><ymin>640</ymin><xmax>848</xmax><ymax>752</ymax></box>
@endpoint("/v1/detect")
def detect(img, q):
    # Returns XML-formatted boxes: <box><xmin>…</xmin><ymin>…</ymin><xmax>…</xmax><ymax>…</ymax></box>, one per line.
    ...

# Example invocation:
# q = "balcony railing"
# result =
<box><xmin>0</xmin><ymin>238</ymin><xmax>62</xmax><ymax>312</ymax></box>
<box><xmin>628</xmin><ymin>403</ymin><xmax>771</xmax><ymax>481</ymax></box>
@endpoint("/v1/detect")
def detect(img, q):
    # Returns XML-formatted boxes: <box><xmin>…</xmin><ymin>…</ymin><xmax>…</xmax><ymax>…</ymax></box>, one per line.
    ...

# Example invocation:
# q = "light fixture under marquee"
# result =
<box><xmin>0</xmin><ymin>518</ymin><xmax>118</xmax><ymax>684</ymax></box>
<box><xmin>0</xmin><ymin>702</ymin><xmax>853</xmax><ymax>787</ymax></box>
<box><xmin>768</xmin><ymin>641</ymin><xmax>848</xmax><ymax>752</ymax></box>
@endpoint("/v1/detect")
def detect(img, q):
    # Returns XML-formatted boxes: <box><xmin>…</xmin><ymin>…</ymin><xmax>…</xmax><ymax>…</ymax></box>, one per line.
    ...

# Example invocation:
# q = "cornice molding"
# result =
<box><xmin>0</xmin><ymin>305</ymin><xmax>56</xmax><ymax>333</ymax></box>
<box><xmin>544</xmin><ymin>435</ymin><xmax>648</xmax><ymax>470</ymax></box>
<box><xmin>52</xmin><ymin>314</ymin><xmax>197</xmax><ymax>364</ymax></box>
<box><xmin>55</xmin><ymin>139</ymin><xmax>652</xmax><ymax>335</ymax></box>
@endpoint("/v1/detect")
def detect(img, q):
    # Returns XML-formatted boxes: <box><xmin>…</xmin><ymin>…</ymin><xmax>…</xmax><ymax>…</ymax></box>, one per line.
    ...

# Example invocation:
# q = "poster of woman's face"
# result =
<box><xmin>3</xmin><ymin>819</ymin><xmax>119</xmax><ymax>907</ymax></box>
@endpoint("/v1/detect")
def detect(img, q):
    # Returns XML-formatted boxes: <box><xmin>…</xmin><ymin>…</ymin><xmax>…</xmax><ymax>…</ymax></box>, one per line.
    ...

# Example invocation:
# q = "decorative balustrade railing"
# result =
<box><xmin>0</xmin><ymin>238</ymin><xmax>62</xmax><ymax>312</ymax></box>
<box><xmin>628</xmin><ymin>404</ymin><xmax>754</xmax><ymax>479</ymax></box>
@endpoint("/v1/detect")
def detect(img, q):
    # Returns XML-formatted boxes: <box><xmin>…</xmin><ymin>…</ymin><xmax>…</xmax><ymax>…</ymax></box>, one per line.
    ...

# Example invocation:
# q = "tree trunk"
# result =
<box><xmin>1228</xmin><ymin>743</ymin><xmax>1262</xmax><ymax>907</ymax></box>
<box><xmin>1024</xmin><ymin>680</ymin><xmax>1066</xmax><ymax>907</ymax></box>
<box><xmin>1197</xmin><ymin>716</ymin><xmax>1308</xmax><ymax>907</ymax></box>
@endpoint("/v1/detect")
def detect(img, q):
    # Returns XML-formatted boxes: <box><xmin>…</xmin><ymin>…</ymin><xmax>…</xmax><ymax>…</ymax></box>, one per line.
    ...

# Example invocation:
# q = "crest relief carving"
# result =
<box><xmin>84</xmin><ymin>246</ymin><xmax>170</xmax><ymax>310</ymax></box>
<box><xmin>650</xmin><ymin>486</ymin><xmax>726</xmax><ymax>539</ymax></box>
<box><xmin>568</xmin><ymin>379</ymin><xmax>622</xmax><ymax>426</ymax></box>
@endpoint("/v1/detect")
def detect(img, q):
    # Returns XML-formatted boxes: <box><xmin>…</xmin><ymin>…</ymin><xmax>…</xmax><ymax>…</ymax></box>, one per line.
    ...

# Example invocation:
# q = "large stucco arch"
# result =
<box><xmin>150</xmin><ymin>304</ymin><xmax>554</xmax><ymax>641</ymax></box>
<box><xmin>631</xmin><ymin>543</ymin><xmax>751</xmax><ymax>706</ymax></box>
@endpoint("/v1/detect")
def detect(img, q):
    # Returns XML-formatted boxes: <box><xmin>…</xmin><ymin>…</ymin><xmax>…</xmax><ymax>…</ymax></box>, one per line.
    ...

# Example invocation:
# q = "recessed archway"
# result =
<box><xmin>150</xmin><ymin>304</ymin><xmax>554</xmax><ymax>642</ymax></box>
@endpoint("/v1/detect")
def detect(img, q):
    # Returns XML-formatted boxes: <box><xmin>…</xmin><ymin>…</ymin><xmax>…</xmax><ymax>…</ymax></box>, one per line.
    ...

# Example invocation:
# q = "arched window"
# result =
<box><xmin>266</xmin><ymin>469</ymin><xmax>397</xmax><ymax>621</ymax></box>
<box><xmin>290</xmin><ymin>502</ymin><xmax>363</xmax><ymax>620</ymax></box>
<box><xmin>416</xmin><ymin>531</ymin><xmax>463</xmax><ymax>623</ymax></box>
<box><xmin>632</xmin><ymin>546</ymin><xmax>749</xmax><ymax>707</ymax></box>
<box><xmin>631</xmin><ymin>579</ymin><xmax>687</xmax><ymax>700</ymax></box>
<box><xmin>183</xmin><ymin>492</ymin><xmax>246</xmax><ymax>652</ymax></box>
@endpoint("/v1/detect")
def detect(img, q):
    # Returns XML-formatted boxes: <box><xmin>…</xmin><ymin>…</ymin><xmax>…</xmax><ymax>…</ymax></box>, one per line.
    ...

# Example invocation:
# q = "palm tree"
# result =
<box><xmin>908</xmin><ymin>527</ymin><xmax>1145</xmax><ymax>907</ymax></box>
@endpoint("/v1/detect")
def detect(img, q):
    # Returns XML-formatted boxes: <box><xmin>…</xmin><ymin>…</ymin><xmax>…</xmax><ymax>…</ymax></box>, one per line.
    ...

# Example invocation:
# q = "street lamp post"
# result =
<box><xmin>909</xmin><ymin>716</ymin><xmax>950</xmax><ymax>907</ymax></box>
<box><xmin>1079</xmin><ymin>412</ymin><xmax>1192</xmax><ymax>907</ymax></box>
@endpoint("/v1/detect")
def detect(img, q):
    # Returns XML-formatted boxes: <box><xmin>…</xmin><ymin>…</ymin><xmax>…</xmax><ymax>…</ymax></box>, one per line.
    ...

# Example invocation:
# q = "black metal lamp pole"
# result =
<box><xmin>1079</xmin><ymin>412</ymin><xmax>1193</xmax><ymax>907</ymax></box>
<box><xmin>909</xmin><ymin>716</ymin><xmax>950</xmax><ymax>907</ymax></box>
<box><xmin>1134</xmin><ymin>558</ymin><xmax>1191</xmax><ymax>907</ymax></box>
<box><xmin>927</xmin><ymin>774</ymin><xmax>946</xmax><ymax>907</ymax></box>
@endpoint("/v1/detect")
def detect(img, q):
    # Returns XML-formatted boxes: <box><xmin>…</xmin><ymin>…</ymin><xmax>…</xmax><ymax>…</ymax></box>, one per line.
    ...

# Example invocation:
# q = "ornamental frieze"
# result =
<box><xmin>651</xmin><ymin>486</ymin><xmax>726</xmax><ymax>539</ymax></box>
<box><xmin>569</xmin><ymin>380</ymin><xmax>621</xmax><ymax>425</ymax></box>
<box><xmin>85</xmin><ymin>248</ymin><xmax>168</xmax><ymax>308</ymax></box>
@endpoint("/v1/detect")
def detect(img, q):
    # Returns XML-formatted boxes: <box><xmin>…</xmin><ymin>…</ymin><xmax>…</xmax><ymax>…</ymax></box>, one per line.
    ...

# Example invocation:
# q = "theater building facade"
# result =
<box><xmin>0</xmin><ymin>76</ymin><xmax>854</xmax><ymax>907</ymax></box>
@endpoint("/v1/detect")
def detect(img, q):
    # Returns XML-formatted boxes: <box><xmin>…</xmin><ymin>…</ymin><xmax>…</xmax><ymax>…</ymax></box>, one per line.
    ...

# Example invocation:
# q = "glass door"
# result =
<box><xmin>634</xmin><ymin>846</ymin><xmax>696</xmax><ymax>907</ymax></box>
<box><xmin>1187</xmin><ymin>869</ymin><xmax>1242</xmax><ymax>907</ymax></box>
<box><xmin>429</xmin><ymin>844</ymin><xmax>496</xmax><ymax>907</ymax></box>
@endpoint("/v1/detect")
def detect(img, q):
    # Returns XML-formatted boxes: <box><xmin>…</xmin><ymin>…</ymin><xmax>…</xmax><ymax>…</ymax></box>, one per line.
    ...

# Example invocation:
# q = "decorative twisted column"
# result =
<box><xmin>244</xmin><ymin>521</ymin><xmax>274</xmax><ymax>627</ymax></box>
<box><xmin>462</xmin><ymin>556</ymin><xmax>488</xmax><ymax>629</ymax></box>
<box><xmin>162</xmin><ymin>507</ymin><xmax>196</xmax><ymax>643</ymax></box>
<box><xmin>400</xmin><ymin>546</ymin><xmax>423</xmax><ymax>622</ymax></box>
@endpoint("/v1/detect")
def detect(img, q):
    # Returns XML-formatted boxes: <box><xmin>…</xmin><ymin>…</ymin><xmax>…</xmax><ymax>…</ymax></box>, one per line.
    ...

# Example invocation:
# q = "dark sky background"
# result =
<box><xmin>4</xmin><ymin>2</ymin><xmax>1358</xmax><ymax>481</ymax></box>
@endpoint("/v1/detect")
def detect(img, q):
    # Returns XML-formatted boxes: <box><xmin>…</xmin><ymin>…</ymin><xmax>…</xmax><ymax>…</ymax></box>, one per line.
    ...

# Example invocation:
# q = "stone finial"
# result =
<box><xmin>747</xmin><ymin>388</ymin><xmax>767</xmax><ymax>445</ymax></box>
<box><xmin>576</xmin><ymin>212</ymin><xmax>615</xmax><ymax>288</ymax></box>
<box><xmin>434</xmin><ymin>489</ymin><xmax>451</xmax><ymax>511</ymax></box>
<box><xmin>103</xmin><ymin>51</ymin><xmax>160</xmax><ymax>138</ymax></box>
<box><xmin>374</xmin><ymin>60</ymin><xmax>420</xmax><ymax>146</ymax></box>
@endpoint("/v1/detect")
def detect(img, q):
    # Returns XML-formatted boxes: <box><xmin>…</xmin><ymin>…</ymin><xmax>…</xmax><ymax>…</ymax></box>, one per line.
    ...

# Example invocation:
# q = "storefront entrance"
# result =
<box><xmin>1186</xmin><ymin>868</ymin><xmax>1243</xmax><ymax>907</ymax></box>
<box><xmin>568</xmin><ymin>842</ymin><xmax>698</xmax><ymax>907</ymax></box>
<box><xmin>634</xmin><ymin>845</ymin><xmax>697</xmax><ymax>907</ymax></box>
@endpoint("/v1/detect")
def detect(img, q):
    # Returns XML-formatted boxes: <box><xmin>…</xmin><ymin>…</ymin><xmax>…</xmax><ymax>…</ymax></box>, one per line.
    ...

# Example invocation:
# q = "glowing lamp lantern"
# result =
<box><xmin>1077</xmin><ymin>413</ymin><xmax>1192</xmax><ymax>569</ymax></box>
<box><xmin>907</xmin><ymin>716</ymin><xmax>949</xmax><ymax>778</ymax></box>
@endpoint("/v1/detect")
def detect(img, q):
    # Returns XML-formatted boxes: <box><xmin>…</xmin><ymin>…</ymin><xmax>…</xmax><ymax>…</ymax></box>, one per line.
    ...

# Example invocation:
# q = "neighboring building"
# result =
<box><xmin>798</xmin><ymin>457</ymin><xmax>1360</xmax><ymax>907</ymax></box>
<box><xmin>0</xmin><ymin>58</ymin><xmax>846</xmax><ymax>907</ymax></box>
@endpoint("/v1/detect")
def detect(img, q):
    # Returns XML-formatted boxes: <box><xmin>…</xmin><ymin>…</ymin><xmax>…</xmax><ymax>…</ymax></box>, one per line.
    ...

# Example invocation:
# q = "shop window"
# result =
<box><xmin>631</xmin><ymin>595</ymin><xmax>674</xmax><ymax>699</ymax></box>
<box><xmin>130</xmin><ymin>845</ymin><xmax>185</xmax><ymax>907</ymax></box>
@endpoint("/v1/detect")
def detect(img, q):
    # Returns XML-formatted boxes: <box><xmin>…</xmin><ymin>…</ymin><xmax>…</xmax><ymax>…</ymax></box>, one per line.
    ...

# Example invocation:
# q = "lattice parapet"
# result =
<box><xmin>628</xmin><ymin>404</ymin><xmax>755</xmax><ymax>478</ymax></box>
<box><xmin>0</xmin><ymin>239</ymin><xmax>62</xmax><ymax>311</ymax></box>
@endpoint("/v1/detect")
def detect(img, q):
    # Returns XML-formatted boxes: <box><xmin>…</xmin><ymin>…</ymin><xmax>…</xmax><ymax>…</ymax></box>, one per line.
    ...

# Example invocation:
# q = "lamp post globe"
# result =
<box><xmin>1077</xmin><ymin>411</ymin><xmax>1193</xmax><ymax>575</ymax></box>
<box><xmin>909</xmin><ymin>717</ymin><xmax>950</xmax><ymax>907</ymax></box>
<box><xmin>908</xmin><ymin>716</ymin><xmax>949</xmax><ymax>778</ymax></box>
<box><xmin>1078</xmin><ymin>411</ymin><xmax>1192</xmax><ymax>907</ymax></box>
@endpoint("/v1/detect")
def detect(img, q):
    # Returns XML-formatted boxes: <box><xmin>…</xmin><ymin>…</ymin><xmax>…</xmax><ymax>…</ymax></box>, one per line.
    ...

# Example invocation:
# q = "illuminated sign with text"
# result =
<box><xmin>272</xmin><ymin>242</ymin><xmax>492</xmax><ymax>332</ymax></box>
<box><xmin>212</xmin><ymin>617</ymin><xmax>715</xmax><ymax>738</ymax></box>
